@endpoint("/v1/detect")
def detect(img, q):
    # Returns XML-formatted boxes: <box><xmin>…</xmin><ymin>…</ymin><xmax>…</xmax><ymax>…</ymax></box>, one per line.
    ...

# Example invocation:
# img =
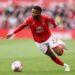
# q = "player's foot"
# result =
<box><xmin>63</xmin><ymin>64</ymin><xmax>70</xmax><ymax>71</ymax></box>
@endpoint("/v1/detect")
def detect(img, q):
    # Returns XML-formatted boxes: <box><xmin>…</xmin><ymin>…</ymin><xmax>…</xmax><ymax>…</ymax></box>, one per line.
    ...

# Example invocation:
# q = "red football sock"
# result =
<box><xmin>51</xmin><ymin>56</ymin><xmax>64</xmax><ymax>66</ymax></box>
<box><xmin>45</xmin><ymin>46</ymin><xmax>64</xmax><ymax>66</ymax></box>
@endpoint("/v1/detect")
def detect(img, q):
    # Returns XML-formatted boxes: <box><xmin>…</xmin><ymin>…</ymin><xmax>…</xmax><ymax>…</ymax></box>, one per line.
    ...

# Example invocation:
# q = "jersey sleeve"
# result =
<box><xmin>47</xmin><ymin>16</ymin><xmax>57</xmax><ymax>28</ymax></box>
<box><xmin>13</xmin><ymin>17</ymin><xmax>30</xmax><ymax>34</ymax></box>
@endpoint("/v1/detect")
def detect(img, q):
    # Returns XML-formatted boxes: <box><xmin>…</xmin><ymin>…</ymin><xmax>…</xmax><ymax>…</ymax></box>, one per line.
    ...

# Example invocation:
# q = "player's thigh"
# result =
<box><xmin>48</xmin><ymin>36</ymin><xmax>58</xmax><ymax>48</ymax></box>
<box><xmin>48</xmin><ymin>37</ymin><xmax>63</xmax><ymax>55</ymax></box>
<box><xmin>35</xmin><ymin>42</ymin><xmax>48</xmax><ymax>53</ymax></box>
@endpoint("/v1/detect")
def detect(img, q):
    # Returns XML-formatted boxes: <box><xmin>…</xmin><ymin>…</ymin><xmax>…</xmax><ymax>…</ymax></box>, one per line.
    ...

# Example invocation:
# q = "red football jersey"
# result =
<box><xmin>13</xmin><ymin>15</ymin><xmax>57</xmax><ymax>43</ymax></box>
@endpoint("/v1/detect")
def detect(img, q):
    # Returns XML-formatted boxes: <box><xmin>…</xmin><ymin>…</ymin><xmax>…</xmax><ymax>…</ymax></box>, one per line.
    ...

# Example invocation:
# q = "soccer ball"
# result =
<box><xmin>11</xmin><ymin>61</ymin><xmax>23</xmax><ymax>72</ymax></box>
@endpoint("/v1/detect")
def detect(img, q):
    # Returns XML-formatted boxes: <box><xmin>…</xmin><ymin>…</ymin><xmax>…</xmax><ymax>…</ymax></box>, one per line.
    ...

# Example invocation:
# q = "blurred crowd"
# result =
<box><xmin>0</xmin><ymin>4</ymin><xmax>75</xmax><ymax>29</ymax></box>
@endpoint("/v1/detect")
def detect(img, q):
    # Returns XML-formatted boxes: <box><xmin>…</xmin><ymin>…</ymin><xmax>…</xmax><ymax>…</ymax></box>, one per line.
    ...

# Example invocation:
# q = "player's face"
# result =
<box><xmin>32</xmin><ymin>9</ymin><xmax>41</xmax><ymax>20</ymax></box>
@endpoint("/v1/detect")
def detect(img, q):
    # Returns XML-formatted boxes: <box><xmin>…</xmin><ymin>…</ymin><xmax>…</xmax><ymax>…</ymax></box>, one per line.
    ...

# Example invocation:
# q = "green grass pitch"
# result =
<box><xmin>0</xmin><ymin>39</ymin><xmax>75</xmax><ymax>75</ymax></box>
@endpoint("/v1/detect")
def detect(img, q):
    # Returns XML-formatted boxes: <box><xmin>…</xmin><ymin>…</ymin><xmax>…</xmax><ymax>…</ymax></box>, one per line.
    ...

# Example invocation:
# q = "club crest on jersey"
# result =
<box><xmin>36</xmin><ymin>26</ymin><xmax>44</xmax><ymax>33</ymax></box>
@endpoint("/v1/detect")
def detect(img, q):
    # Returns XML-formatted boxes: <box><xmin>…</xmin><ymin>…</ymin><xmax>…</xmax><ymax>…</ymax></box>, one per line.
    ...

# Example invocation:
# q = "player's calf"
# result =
<box><xmin>45</xmin><ymin>47</ymin><xmax>64</xmax><ymax>66</ymax></box>
<box><xmin>45</xmin><ymin>46</ymin><xmax>55</xmax><ymax>58</ymax></box>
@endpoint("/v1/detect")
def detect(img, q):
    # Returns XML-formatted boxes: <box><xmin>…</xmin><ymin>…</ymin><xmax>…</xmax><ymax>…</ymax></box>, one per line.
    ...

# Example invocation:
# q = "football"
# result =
<box><xmin>11</xmin><ymin>61</ymin><xmax>23</xmax><ymax>72</ymax></box>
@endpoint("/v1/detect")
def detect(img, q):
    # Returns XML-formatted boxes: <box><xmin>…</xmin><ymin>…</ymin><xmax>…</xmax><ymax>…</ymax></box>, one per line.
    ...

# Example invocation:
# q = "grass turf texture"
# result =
<box><xmin>0</xmin><ymin>39</ymin><xmax>75</xmax><ymax>75</ymax></box>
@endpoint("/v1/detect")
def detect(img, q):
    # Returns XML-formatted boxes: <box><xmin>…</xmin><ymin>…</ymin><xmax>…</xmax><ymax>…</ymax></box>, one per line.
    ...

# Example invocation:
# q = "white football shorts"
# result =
<box><xmin>35</xmin><ymin>36</ymin><xmax>58</xmax><ymax>53</ymax></box>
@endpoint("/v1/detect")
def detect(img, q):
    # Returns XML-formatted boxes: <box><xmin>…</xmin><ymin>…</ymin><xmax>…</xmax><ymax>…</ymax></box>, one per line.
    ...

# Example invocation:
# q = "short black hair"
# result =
<box><xmin>32</xmin><ymin>6</ymin><xmax>42</xmax><ymax>12</ymax></box>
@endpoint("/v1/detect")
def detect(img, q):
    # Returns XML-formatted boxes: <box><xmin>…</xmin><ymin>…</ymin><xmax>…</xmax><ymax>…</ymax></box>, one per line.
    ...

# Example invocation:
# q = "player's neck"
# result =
<box><xmin>33</xmin><ymin>15</ymin><xmax>41</xmax><ymax>20</ymax></box>
<box><xmin>37</xmin><ymin>16</ymin><xmax>41</xmax><ymax>20</ymax></box>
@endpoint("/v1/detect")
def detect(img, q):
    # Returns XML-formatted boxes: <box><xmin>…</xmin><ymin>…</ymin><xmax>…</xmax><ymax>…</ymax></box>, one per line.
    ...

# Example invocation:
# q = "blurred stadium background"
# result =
<box><xmin>0</xmin><ymin>0</ymin><xmax>75</xmax><ymax>75</ymax></box>
<box><xmin>0</xmin><ymin>0</ymin><xmax>75</xmax><ymax>39</ymax></box>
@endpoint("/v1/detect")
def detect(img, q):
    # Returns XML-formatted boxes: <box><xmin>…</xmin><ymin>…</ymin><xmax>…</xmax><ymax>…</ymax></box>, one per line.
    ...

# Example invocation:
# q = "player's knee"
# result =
<box><xmin>57</xmin><ymin>47</ymin><xmax>64</xmax><ymax>56</ymax></box>
<box><xmin>52</xmin><ymin>46</ymin><xmax>64</xmax><ymax>56</ymax></box>
<box><xmin>58</xmin><ymin>51</ymin><xmax>63</xmax><ymax>56</ymax></box>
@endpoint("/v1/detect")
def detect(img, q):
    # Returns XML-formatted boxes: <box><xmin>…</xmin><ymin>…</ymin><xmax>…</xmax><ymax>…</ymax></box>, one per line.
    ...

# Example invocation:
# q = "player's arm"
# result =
<box><xmin>13</xmin><ymin>23</ymin><xmax>28</xmax><ymax>34</ymax></box>
<box><xmin>48</xmin><ymin>16</ymin><xmax>57</xmax><ymax>28</ymax></box>
<box><xmin>7</xmin><ymin>20</ymin><xmax>29</xmax><ymax>39</ymax></box>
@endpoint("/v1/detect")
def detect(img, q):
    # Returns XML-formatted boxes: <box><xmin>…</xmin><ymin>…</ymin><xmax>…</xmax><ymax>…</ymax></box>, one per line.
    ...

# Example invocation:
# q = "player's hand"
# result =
<box><xmin>7</xmin><ymin>34</ymin><xmax>13</xmax><ymax>39</ymax></box>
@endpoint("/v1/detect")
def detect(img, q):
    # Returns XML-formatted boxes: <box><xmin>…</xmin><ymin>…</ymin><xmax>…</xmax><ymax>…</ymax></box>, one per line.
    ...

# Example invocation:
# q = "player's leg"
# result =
<box><xmin>52</xmin><ymin>45</ymin><xmax>64</xmax><ymax>56</ymax></box>
<box><xmin>48</xmin><ymin>37</ymin><xmax>70</xmax><ymax>71</ymax></box>
<box><xmin>49</xmin><ymin>37</ymin><xmax>64</xmax><ymax>56</ymax></box>
<box><xmin>35</xmin><ymin>42</ymin><xmax>64</xmax><ymax>66</ymax></box>
<box><xmin>35</xmin><ymin>41</ymin><xmax>70</xmax><ymax>71</ymax></box>
<box><xmin>36</xmin><ymin>42</ymin><xmax>64</xmax><ymax>66</ymax></box>
<box><xmin>45</xmin><ymin>46</ymin><xmax>64</xmax><ymax>66</ymax></box>
<box><xmin>46</xmin><ymin>46</ymin><xmax>70</xmax><ymax>71</ymax></box>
